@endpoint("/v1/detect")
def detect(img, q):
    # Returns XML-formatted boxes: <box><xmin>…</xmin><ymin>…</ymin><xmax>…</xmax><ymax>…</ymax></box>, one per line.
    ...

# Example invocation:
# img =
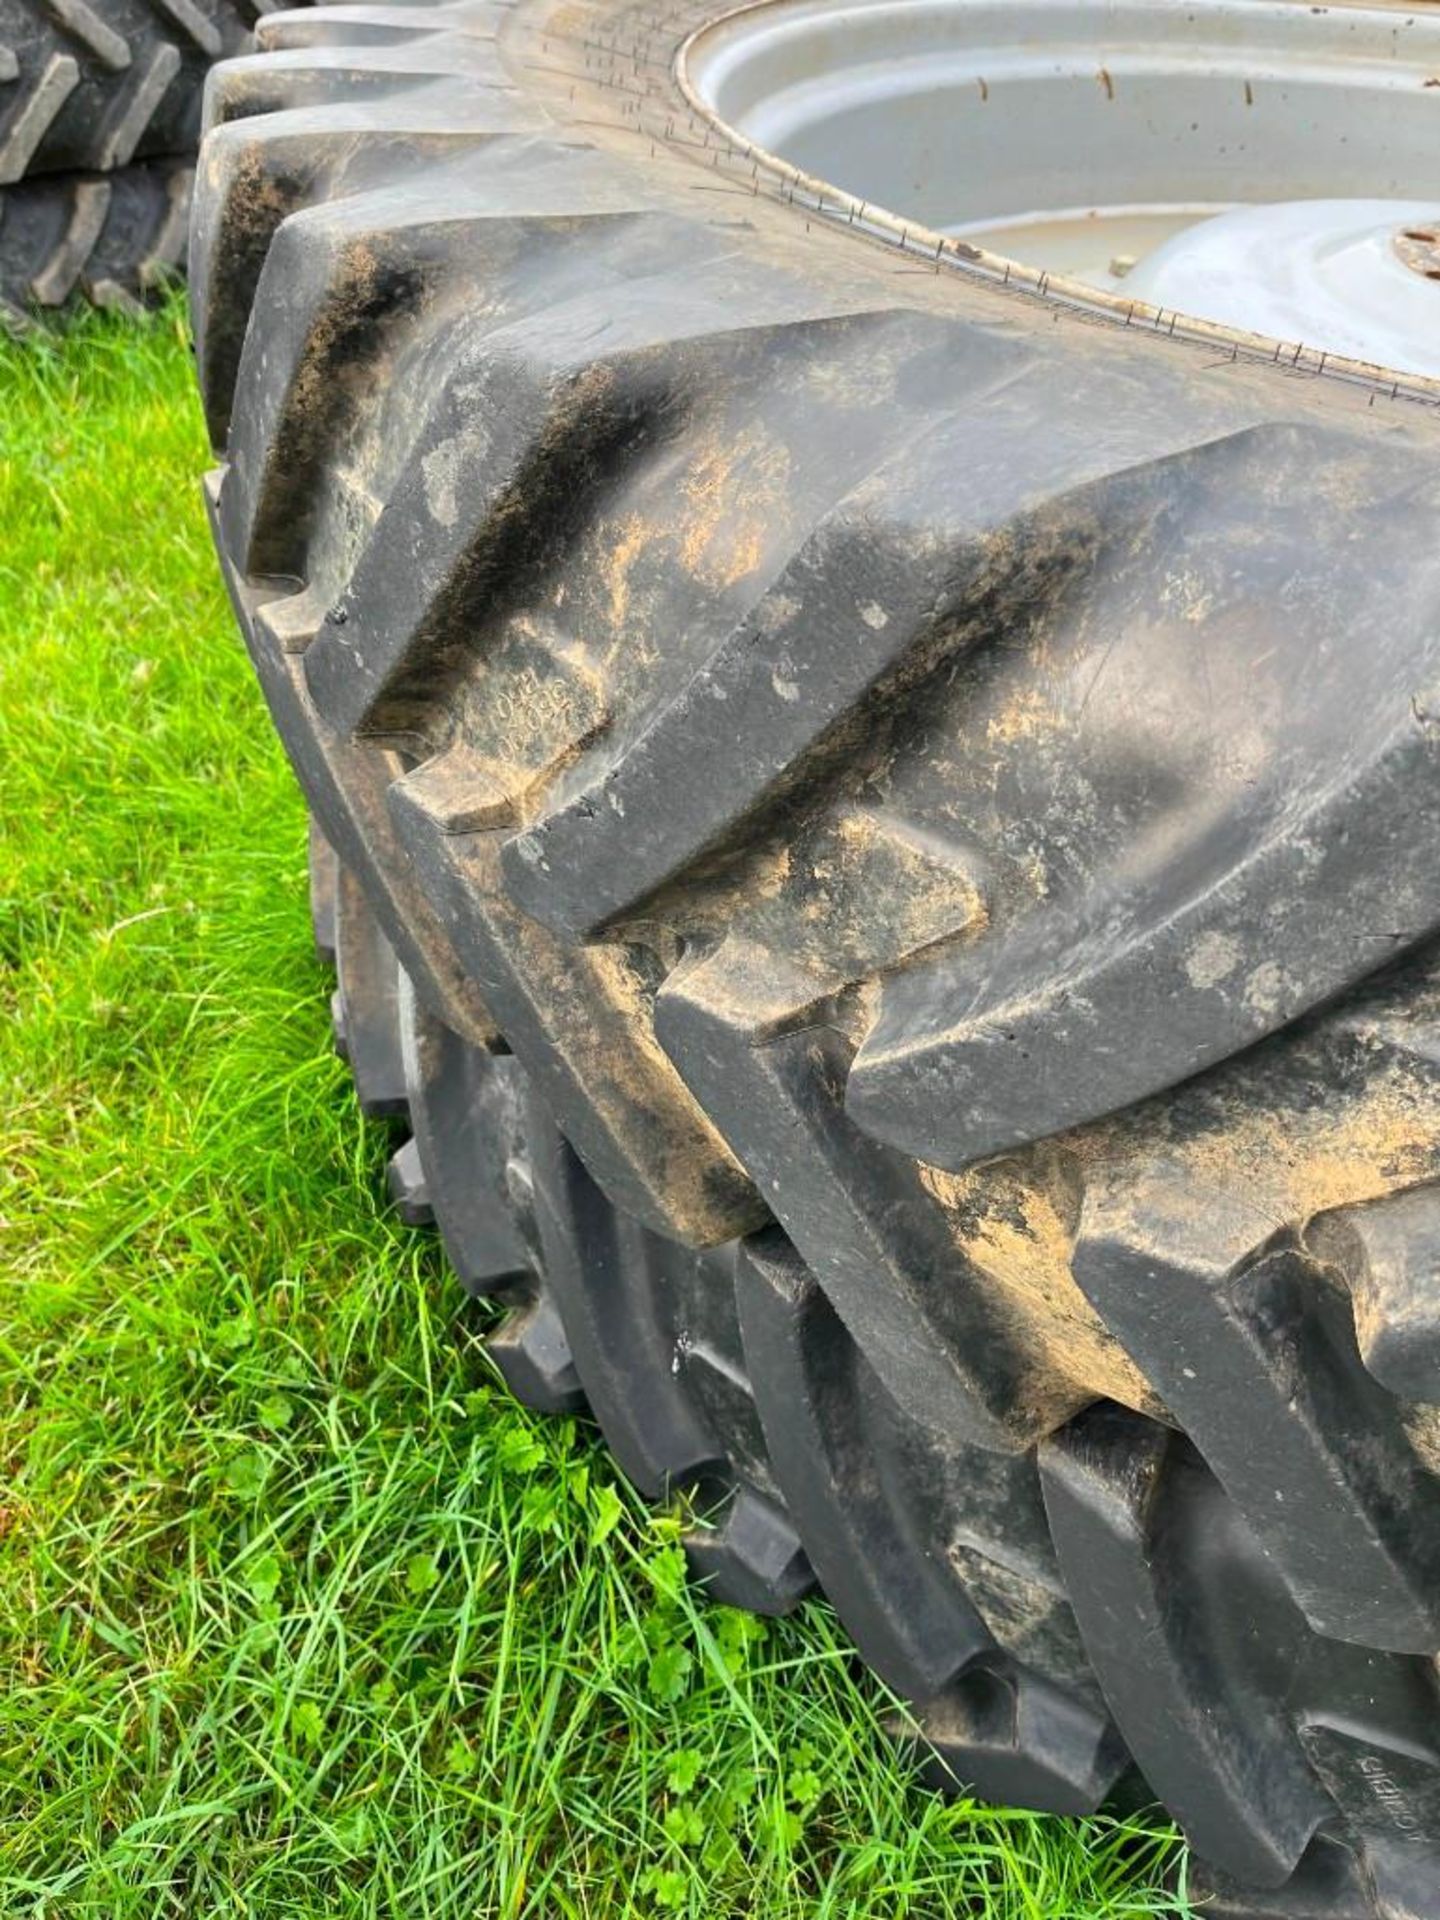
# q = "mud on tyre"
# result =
<box><xmin>194</xmin><ymin>3</ymin><xmax>1440</xmax><ymax>1912</ymax></box>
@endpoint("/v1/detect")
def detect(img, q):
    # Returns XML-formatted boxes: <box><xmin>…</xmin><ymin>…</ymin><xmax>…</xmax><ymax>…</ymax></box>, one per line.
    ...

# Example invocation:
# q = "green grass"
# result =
<box><xmin>0</xmin><ymin>299</ymin><xmax>1188</xmax><ymax>1918</ymax></box>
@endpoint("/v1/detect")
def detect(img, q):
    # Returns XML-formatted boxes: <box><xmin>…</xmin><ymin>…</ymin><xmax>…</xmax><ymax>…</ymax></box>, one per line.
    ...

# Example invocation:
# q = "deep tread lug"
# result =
<box><xmin>391</xmin><ymin>967</ymin><xmax>583</xmax><ymax>1411</ymax></box>
<box><xmin>1040</xmin><ymin>1406</ymin><xmax>1329</xmax><ymax>1887</ymax></box>
<box><xmin>205</xmin><ymin>496</ymin><xmax>499</xmax><ymax>1051</ymax></box>
<box><xmin>527</xmin><ymin>1115</ymin><xmax>811</xmax><ymax>1608</ymax></box>
<box><xmin>0</xmin><ymin>49</ymin><xmax>78</xmax><ymax>182</ymax></box>
<box><xmin>683</xmin><ymin>1485</ymin><xmax>812</xmax><ymax>1618</ymax></box>
<box><xmin>1312</xmin><ymin>1185</ymin><xmax>1440</xmax><ymax>1404</ymax></box>
<box><xmin>332</xmin><ymin>855</ymin><xmax>407</xmax><ymax>1117</ymax></box>
<box><xmin>397</xmin><ymin>972</ymin><xmax>530</xmax><ymax>1294</ymax></box>
<box><xmin>385</xmin><ymin>1135</ymin><xmax>431</xmax><ymax>1226</ymax></box>
<box><xmin>191</xmin><ymin>92</ymin><xmax>536</xmax><ymax>448</ymax></box>
<box><xmin>736</xmin><ymin>1230</ymin><xmax>1012</xmax><ymax>1693</ymax></box>
<box><xmin>200</xmin><ymin>39</ymin><xmax>500</xmax><ymax>130</ymax></box>
<box><xmin>842</xmin><ymin>425</ymin><xmax>1440</xmax><ymax>1171</ymax></box>
<box><xmin>526</xmin><ymin>1112</ymin><xmax>738</xmax><ymax>1500</ymax></box>
<box><xmin>388</xmin><ymin>776</ymin><xmax>761</xmax><ymax>1245</ymax></box>
<box><xmin>737</xmin><ymin>1232</ymin><xmax>1126</xmax><ymax>1811</ymax></box>
<box><xmin>895</xmin><ymin>1671</ymin><xmax>1130</xmax><ymax>1822</ymax></box>
<box><xmin>662</xmin><ymin>944</ymin><xmax>1140</xmax><ymax>1447</ymax></box>
<box><xmin>484</xmin><ymin>1288</ymin><xmax>584</xmax><ymax>1415</ymax></box>
<box><xmin>1071</xmin><ymin>978</ymin><xmax>1440</xmax><ymax>1653</ymax></box>
<box><xmin>503</xmin><ymin>369</ymin><xmax>1260</xmax><ymax>944</ymax></box>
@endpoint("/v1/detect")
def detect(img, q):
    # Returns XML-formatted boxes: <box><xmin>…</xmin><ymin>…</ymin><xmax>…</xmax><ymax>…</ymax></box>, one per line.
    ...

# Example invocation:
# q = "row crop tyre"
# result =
<box><xmin>0</xmin><ymin>155</ymin><xmax>190</xmax><ymax>319</ymax></box>
<box><xmin>0</xmin><ymin>0</ymin><xmax>315</xmax><ymax>319</ymax></box>
<box><xmin>0</xmin><ymin>0</ymin><xmax>281</xmax><ymax>185</ymax></box>
<box><xmin>193</xmin><ymin>3</ymin><xmax>1440</xmax><ymax>1913</ymax></box>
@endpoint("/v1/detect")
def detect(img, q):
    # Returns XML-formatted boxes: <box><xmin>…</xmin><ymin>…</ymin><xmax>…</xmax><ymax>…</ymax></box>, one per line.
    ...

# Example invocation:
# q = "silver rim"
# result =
<box><xmin>678</xmin><ymin>0</ymin><xmax>1440</xmax><ymax>393</ymax></box>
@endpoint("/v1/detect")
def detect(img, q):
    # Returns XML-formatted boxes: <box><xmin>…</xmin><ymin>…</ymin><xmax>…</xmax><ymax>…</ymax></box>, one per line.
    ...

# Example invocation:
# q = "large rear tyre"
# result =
<box><xmin>197</xmin><ymin>5</ymin><xmax>1440</xmax><ymax>1912</ymax></box>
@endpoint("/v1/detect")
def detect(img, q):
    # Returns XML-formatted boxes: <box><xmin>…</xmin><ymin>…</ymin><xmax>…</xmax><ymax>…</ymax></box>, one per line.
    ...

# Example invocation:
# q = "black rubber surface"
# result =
<box><xmin>0</xmin><ymin>153</ymin><xmax>187</xmax><ymax>319</ymax></box>
<box><xmin>0</xmin><ymin>0</ymin><xmax>277</xmax><ymax>184</ymax></box>
<box><xmin>200</xmin><ymin>5</ymin><xmax>1440</xmax><ymax>1913</ymax></box>
<box><xmin>0</xmin><ymin>0</ymin><xmax>313</xmax><ymax>315</ymax></box>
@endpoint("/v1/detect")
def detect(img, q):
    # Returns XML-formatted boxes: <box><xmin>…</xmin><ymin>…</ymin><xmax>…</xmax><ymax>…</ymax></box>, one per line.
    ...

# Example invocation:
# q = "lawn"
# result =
<box><xmin>0</xmin><ymin>300</ymin><xmax>1188</xmax><ymax>1918</ymax></box>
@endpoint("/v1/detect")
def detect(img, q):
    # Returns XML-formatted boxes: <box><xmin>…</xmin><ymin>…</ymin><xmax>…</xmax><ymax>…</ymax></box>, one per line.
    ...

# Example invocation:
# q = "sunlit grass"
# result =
<box><xmin>0</xmin><ymin>298</ymin><xmax>1188</xmax><ymax>1917</ymax></box>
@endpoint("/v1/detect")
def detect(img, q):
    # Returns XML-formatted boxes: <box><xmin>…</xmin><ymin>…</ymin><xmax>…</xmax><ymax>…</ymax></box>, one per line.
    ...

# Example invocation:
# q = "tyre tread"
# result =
<box><xmin>201</xmin><ymin>7</ymin><xmax>1440</xmax><ymax>1913</ymax></box>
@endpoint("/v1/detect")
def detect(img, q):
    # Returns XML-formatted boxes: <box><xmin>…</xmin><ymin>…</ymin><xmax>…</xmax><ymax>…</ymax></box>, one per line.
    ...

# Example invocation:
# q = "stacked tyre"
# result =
<box><xmin>0</xmin><ymin>0</ymin><xmax>284</xmax><ymax>320</ymax></box>
<box><xmin>195</xmin><ymin>2</ymin><xmax>1440</xmax><ymax>1914</ymax></box>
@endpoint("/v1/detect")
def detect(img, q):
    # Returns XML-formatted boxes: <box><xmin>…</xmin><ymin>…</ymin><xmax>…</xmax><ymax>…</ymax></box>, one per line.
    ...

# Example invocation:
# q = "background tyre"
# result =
<box><xmin>0</xmin><ymin>0</ymin><xmax>278</xmax><ymax>184</ymax></box>
<box><xmin>0</xmin><ymin>154</ymin><xmax>188</xmax><ymax>320</ymax></box>
<box><xmin>196</xmin><ymin>5</ymin><xmax>1440</xmax><ymax>1913</ymax></box>
<box><xmin>0</xmin><ymin>0</ymin><xmax>309</xmax><ymax>317</ymax></box>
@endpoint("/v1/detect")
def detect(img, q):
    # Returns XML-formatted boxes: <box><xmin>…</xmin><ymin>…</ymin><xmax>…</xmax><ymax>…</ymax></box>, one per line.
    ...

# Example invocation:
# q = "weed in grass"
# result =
<box><xmin>0</xmin><ymin>299</ymin><xmax>1189</xmax><ymax>1917</ymax></box>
